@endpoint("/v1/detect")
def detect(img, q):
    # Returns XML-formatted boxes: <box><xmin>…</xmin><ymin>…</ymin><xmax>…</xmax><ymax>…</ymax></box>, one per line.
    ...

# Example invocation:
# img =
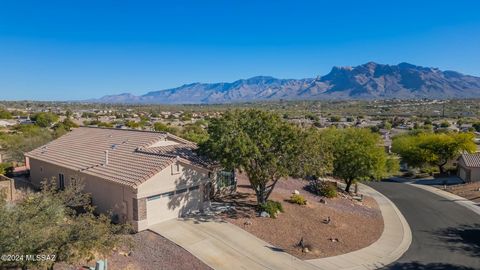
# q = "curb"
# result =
<box><xmin>408</xmin><ymin>183</ymin><xmax>480</xmax><ymax>216</ymax></box>
<box><xmin>307</xmin><ymin>183</ymin><xmax>412</xmax><ymax>270</ymax></box>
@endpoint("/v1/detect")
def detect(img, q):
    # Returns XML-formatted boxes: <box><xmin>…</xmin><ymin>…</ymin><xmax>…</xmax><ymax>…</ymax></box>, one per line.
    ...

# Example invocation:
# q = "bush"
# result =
<box><xmin>319</xmin><ymin>182</ymin><xmax>337</xmax><ymax>198</ymax></box>
<box><xmin>289</xmin><ymin>194</ymin><xmax>307</xmax><ymax>205</ymax></box>
<box><xmin>259</xmin><ymin>200</ymin><xmax>283</xmax><ymax>218</ymax></box>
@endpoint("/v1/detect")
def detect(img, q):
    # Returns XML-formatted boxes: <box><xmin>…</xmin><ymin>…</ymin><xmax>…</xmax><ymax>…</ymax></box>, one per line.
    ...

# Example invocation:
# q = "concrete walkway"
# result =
<box><xmin>149</xmin><ymin>183</ymin><xmax>411</xmax><ymax>270</ymax></box>
<box><xmin>150</xmin><ymin>218</ymin><xmax>318</xmax><ymax>270</ymax></box>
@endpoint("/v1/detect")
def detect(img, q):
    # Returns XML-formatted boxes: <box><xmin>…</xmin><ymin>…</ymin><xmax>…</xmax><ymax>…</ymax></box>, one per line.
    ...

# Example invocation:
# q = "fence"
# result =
<box><xmin>0</xmin><ymin>175</ymin><xmax>15</xmax><ymax>201</ymax></box>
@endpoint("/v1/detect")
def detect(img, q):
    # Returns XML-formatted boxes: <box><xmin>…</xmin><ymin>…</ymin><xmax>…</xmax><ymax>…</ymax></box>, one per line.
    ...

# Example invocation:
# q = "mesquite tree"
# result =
<box><xmin>200</xmin><ymin>109</ymin><xmax>300</xmax><ymax>205</ymax></box>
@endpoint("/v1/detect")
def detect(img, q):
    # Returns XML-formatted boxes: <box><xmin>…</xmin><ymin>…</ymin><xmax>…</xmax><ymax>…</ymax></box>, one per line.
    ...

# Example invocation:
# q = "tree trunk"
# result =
<box><xmin>345</xmin><ymin>179</ymin><xmax>353</xmax><ymax>193</ymax></box>
<box><xmin>255</xmin><ymin>184</ymin><xmax>267</xmax><ymax>205</ymax></box>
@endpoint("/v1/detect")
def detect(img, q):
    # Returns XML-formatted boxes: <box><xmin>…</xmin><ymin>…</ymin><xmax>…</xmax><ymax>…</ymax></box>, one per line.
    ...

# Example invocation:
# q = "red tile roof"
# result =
<box><xmin>25</xmin><ymin>127</ymin><xmax>212</xmax><ymax>188</ymax></box>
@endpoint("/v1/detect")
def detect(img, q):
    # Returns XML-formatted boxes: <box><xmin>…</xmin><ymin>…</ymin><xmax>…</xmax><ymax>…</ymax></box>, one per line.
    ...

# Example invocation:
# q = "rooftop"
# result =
<box><xmin>26</xmin><ymin>127</ymin><xmax>212</xmax><ymax>188</ymax></box>
<box><xmin>460</xmin><ymin>153</ymin><xmax>480</xmax><ymax>168</ymax></box>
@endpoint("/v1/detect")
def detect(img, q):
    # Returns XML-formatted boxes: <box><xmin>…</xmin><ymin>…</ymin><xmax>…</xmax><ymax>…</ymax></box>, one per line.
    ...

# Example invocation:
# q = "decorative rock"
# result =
<box><xmin>302</xmin><ymin>247</ymin><xmax>310</xmax><ymax>253</ymax></box>
<box><xmin>319</xmin><ymin>198</ymin><xmax>327</xmax><ymax>204</ymax></box>
<box><xmin>293</xmin><ymin>190</ymin><xmax>300</xmax><ymax>195</ymax></box>
<box><xmin>260</xmin><ymin>211</ymin><xmax>270</xmax><ymax>218</ymax></box>
<box><xmin>329</xmin><ymin>237</ymin><xmax>339</xmax><ymax>243</ymax></box>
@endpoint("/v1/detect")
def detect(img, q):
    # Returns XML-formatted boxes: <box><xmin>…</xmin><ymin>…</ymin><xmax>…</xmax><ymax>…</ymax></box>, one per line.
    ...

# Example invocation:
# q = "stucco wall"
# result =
<box><xmin>136</xmin><ymin>162</ymin><xmax>210</xmax><ymax>198</ymax></box>
<box><xmin>28</xmin><ymin>158</ymin><xmax>136</xmax><ymax>223</ymax></box>
<box><xmin>29</xmin><ymin>158</ymin><xmax>215</xmax><ymax>231</ymax></box>
<box><xmin>457</xmin><ymin>158</ymin><xmax>480</xmax><ymax>182</ymax></box>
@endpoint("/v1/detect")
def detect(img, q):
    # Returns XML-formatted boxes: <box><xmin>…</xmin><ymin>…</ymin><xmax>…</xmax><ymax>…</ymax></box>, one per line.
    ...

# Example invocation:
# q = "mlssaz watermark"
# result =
<box><xmin>1</xmin><ymin>254</ymin><xmax>56</xmax><ymax>262</ymax></box>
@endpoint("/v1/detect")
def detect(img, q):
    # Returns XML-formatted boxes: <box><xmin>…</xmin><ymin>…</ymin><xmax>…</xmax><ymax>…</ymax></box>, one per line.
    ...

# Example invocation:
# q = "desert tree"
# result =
<box><xmin>325</xmin><ymin>128</ymin><xmax>395</xmax><ymax>192</ymax></box>
<box><xmin>200</xmin><ymin>109</ymin><xmax>300</xmax><ymax>205</ymax></box>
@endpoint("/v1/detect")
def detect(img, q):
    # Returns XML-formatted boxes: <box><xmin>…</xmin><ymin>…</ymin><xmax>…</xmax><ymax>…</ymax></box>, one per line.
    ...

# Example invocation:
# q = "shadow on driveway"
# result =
<box><xmin>385</xmin><ymin>261</ymin><xmax>477</xmax><ymax>270</ymax></box>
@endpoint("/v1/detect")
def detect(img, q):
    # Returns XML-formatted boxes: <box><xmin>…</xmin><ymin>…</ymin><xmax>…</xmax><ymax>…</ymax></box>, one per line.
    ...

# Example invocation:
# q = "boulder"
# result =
<box><xmin>260</xmin><ymin>211</ymin><xmax>270</xmax><ymax>218</ymax></box>
<box><xmin>293</xmin><ymin>190</ymin><xmax>300</xmax><ymax>195</ymax></box>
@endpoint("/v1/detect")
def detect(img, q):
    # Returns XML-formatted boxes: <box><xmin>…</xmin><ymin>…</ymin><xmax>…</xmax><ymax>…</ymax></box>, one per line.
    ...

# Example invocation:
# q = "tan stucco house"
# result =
<box><xmin>25</xmin><ymin>127</ymin><xmax>235</xmax><ymax>231</ymax></box>
<box><xmin>457</xmin><ymin>153</ymin><xmax>480</xmax><ymax>183</ymax></box>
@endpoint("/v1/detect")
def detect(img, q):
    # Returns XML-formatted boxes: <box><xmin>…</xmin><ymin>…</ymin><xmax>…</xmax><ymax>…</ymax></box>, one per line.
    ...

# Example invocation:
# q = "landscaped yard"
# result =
<box><xmin>443</xmin><ymin>182</ymin><xmax>480</xmax><ymax>203</ymax></box>
<box><xmin>217</xmin><ymin>174</ymin><xmax>384</xmax><ymax>259</ymax></box>
<box><xmin>56</xmin><ymin>231</ymin><xmax>212</xmax><ymax>270</ymax></box>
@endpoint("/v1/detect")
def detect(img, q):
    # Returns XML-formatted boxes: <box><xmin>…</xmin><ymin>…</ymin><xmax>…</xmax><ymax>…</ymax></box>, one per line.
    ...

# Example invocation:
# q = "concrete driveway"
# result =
<box><xmin>369</xmin><ymin>180</ymin><xmax>480</xmax><ymax>270</ymax></box>
<box><xmin>149</xmin><ymin>217</ymin><xmax>318</xmax><ymax>270</ymax></box>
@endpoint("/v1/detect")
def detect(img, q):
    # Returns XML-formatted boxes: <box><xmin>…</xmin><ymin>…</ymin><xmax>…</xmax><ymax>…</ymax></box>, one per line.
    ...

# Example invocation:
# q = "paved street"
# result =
<box><xmin>369</xmin><ymin>181</ymin><xmax>480</xmax><ymax>270</ymax></box>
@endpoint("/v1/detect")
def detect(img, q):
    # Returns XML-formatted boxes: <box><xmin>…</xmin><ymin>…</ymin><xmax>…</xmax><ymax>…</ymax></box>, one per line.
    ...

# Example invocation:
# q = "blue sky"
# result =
<box><xmin>1</xmin><ymin>0</ymin><xmax>479</xmax><ymax>100</ymax></box>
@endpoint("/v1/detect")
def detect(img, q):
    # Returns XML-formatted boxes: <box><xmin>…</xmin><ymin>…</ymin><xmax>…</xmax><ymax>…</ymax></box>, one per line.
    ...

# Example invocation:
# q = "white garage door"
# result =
<box><xmin>146</xmin><ymin>186</ymin><xmax>202</xmax><ymax>226</ymax></box>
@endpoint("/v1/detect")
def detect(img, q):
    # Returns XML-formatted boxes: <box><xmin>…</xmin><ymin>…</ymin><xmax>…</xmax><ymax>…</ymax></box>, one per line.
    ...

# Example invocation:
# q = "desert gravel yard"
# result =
<box><xmin>219</xmin><ymin>174</ymin><xmax>384</xmax><ymax>260</ymax></box>
<box><xmin>106</xmin><ymin>231</ymin><xmax>212</xmax><ymax>270</ymax></box>
<box><xmin>55</xmin><ymin>231</ymin><xmax>211</xmax><ymax>270</ymax></box>
<box><xmin>442</xmin><ymin>181</ymin><xmax>480</xmax><ymax>203</ymax></box>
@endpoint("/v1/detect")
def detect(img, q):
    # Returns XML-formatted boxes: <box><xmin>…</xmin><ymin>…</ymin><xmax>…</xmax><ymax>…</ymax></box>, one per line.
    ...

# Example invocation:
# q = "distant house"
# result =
<box><xmin>457</xmin><ymin>153</ymin><xmax>480</xmax><ymax>183</ymax></box>
<box><xmin>25</xmin><ymin>127</ymin><xmax>235</xmax><ymax>231</ymax></box>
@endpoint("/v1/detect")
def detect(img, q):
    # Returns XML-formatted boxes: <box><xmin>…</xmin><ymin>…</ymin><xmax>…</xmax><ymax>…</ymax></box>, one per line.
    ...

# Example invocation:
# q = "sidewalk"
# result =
<box><xmin>150</xmin><ymin>182</ymin><xmax>411</xmax><ymax>270</ymax></box>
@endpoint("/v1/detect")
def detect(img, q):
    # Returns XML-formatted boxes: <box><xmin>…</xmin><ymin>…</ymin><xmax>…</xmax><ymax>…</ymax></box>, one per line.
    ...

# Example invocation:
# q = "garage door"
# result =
<box><xmin>146</xmin><ymin>186</ymin><xmax>202</xmax><ymax>226</ymax></box>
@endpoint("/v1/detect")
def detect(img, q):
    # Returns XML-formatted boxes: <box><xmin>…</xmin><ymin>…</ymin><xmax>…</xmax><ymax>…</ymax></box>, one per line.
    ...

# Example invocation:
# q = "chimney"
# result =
<box><xmin>104</xmin><ymin>150</ymin><xmax>109</xmax><ymax>166</ymax></box>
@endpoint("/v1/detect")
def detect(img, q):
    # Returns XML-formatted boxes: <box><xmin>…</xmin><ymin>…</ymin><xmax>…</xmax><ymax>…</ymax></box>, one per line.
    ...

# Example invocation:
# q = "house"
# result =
<box><xmin>457</xmin><ymin>153</ymin><xmax>480</xmax><ymax>183</ymax></box>
<box><xmin>25</xmin><ymin>127</ymin><xmax>235</xmax><ymax>231</ymax></box>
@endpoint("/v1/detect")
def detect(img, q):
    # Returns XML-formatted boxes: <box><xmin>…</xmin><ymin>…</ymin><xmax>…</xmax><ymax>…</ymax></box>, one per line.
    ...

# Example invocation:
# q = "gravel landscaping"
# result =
<box><xmin>218</xmin><ymin>174</ymin><xmax>384</xmax><ymax>259</ymax></box>
<box><xmin>443</xmin><ymin>182</ymin><xmax>480</xmax><ymax>203</ymax></box>
<box><xmin>56</xmin><ymin>231</ymin><xmax>212</xmax><ymax>270</ymax></box>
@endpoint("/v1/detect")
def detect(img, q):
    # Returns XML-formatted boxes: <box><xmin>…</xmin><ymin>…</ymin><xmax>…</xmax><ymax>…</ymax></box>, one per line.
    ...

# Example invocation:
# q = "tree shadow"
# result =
<box><xmin>264</xmin><ymin>246</ymin><xmax>285</xmax><ymax>252</ymax></box>
<box><xmin>166</xmin><ymin>165</ymin><xmax>208</xmax><ymax>215</ymax></box>
<box><xmin>212</xmin><ymin>192</ymin><xmax>257</xmax><ymax>220</ymax></box>
<box><xmin>433</xmin><ymin>224</ymin><xmax>480</xmax><ymax>257</ymax></box>
<box><xmin>385</xmin><ymin>261</ymin><xmax>477</xmax><ymax>270</ymax></box>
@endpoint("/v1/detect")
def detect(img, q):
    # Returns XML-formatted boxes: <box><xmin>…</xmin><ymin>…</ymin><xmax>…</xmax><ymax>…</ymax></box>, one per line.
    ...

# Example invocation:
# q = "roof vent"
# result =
<box><xmin>104</xmin><ymin>150</ymin><xmax>109</xmax><ymax>166</ymax></box>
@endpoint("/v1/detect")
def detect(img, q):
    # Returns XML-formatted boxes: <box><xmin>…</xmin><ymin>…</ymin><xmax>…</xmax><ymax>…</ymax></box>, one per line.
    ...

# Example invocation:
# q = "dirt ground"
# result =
<box><xmin>219</xmin><ymin>174</ymin><xmax>384</xmax><ymax>260</ymax></box>
<box><xmin>56</xmin><ymin>231</ymin><xmax>212</xmax><ymax>270</ymax></box>
<box><xmin>443</xmin><ymin>182</ymin><xmax>480</xmax><ymax>203</ymax></box>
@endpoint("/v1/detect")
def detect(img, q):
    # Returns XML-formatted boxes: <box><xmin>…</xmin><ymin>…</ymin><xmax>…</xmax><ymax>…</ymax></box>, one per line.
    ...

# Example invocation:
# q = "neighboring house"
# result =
<box><xmin>457</xmin><ymin>153</ymin><xmax>480</xmax><ymax>183</ymax></box>
<box><xmin>25</xmin><ymin>127</ymin><xmax>235</xmax><ymax>231</ymax></box>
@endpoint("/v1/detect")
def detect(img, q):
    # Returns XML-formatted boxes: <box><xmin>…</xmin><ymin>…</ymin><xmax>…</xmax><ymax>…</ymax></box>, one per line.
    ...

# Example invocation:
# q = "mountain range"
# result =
<box><xmin>94</xmin><ymin>62</ymin><xmax>480</xmax><ymax>104</ymax></box>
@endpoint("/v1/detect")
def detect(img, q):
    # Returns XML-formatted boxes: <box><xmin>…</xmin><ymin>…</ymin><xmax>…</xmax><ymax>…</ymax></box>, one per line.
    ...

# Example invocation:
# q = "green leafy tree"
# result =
<box><xmin>326</xmin><ymin>128</ymin><xmax>394</xmax><ymax>192</ymax></box>
<box><xmin>181</xmin><ymin>122</ymin><xmax>209</xmax><ymax>144</ymax></box>
<box><xmin>291</xmin><ymin>127</ymin><xmax>333</xmax><ymax>179</ymax></box>
<box><xmin>153</xmin><ymin>122</ymin><xmax>180</xmax><ymax>135</ymax></box>
<box><xmin>0</xmin><ymin>125</ymin><xmax>53</xmax><ymax>163</ymax></box>
<box><xmin>200</xmin><ymin>109</ymin><xmax>300</xmax><ymax>205</ymax></box>
<box><xmin>0</xmin><ymin>109</ymin><xmax>13</xmax><ymax>119</ymax></box>
<box><xmin>392</xmin><ymin>132</ymin><xmax>476</xmax><ymax>173</ymax></box>
<box><xmin>439</xmin><ymin>121</ymin><xmax>450</xmax><ymax>128</ymax></box>
<box><xmin>0</xmin><ymin>179</ymin><xmax>128</xmax><ymax>270</ymax></box>
<box><xmin>473</xmin><ymin>122</ymin><xmax>480</xmax><ymax>132</ymax></box>
<box><xmin>31</xmin><ymin>112</ymin><xmax>59</xmax><ymax>128</ymax></box>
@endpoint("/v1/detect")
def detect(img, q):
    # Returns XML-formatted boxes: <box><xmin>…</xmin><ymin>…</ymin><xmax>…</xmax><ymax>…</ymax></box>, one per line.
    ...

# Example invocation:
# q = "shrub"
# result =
<box><xmin>319</xmin><ymin>182</ymin><xmax>337</xmax><ymax>198</ymax></box>
<box><xmin>289</xmin><ymin>194</ymin><xmax>307</xmax><ymax>205</ymax></box>
<box><xmin>259</xmin><ymin>200</ymin><xmax>283</xmax><ymax>218</ymax></box>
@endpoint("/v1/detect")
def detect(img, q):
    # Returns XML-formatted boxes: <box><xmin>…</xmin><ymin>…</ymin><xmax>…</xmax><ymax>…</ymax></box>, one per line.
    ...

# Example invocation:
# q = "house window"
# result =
<box><xmin>171</xmin><ymin>163</ymin><xmax>180</xmax><ymax>175</ymax></box>
<box><xmin>147</xmin><ymin>190</ymin><xmax>175</xmax><ymax>201</ymax></box>
<box><xmin>40</xmin><ymin>167</ymin><xmax>43</xmax><ymax>172</ymax></box>
<box><xmin>217</xmin><ymin>171</ymin><xmax>236</xmax><ymax>188</ymax></box>
<box><xmin>70</xmin><ymin>177</ymin><xmax>76</xmax><ymax>186</ymax></box>
<box><xmin>58</xmin><ymin>173</ymin><xmax>65</xmax><ymax>190</ymax></box>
